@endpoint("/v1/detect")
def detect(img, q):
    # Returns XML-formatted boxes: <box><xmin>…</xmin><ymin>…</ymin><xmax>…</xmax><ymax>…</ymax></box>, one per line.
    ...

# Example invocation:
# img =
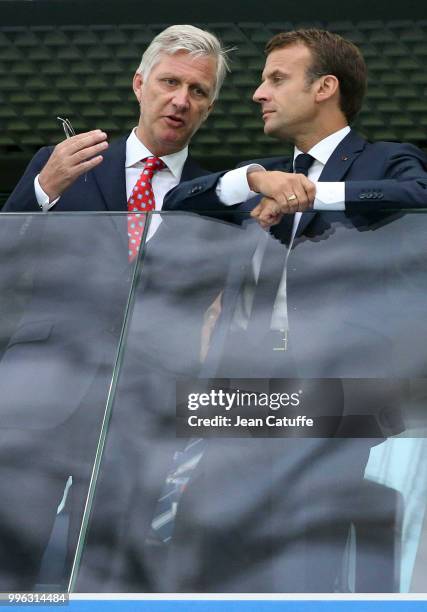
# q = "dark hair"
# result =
<box><xmin>265</xmin><ymin>29</ymin><xmax>367</xmax><ymax>122</ymax></box>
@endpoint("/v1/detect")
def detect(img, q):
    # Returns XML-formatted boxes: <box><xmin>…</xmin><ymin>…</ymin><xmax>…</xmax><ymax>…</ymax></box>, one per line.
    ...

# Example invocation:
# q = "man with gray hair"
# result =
<box><xmin>0</xmin><ymin>24</ymin><xmax>229</xmax><ymax>590</ymax></box>
<box><xmin>4</xmin><ymin>24</ymin><xmax>228</xmax><ymax>228</ymax></box>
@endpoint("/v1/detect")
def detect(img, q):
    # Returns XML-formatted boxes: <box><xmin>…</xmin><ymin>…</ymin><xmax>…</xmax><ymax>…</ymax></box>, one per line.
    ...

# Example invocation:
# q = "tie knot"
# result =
<box><xmin>294</xmin><ymin>153</ymin><xmax>315</xmax><ymax>176</ymax></box>
<box><xmin>143</xmin><ymin>156</ymin><xmax>166</xmax><ymax>174</ymax></box>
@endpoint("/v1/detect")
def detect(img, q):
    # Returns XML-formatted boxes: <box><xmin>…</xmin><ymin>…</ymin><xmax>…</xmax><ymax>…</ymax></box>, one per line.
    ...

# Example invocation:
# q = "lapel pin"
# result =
<box><xmin>341</xmin><ymin>156</ymin><xmax>349</xmax><ymax>161</ymax></box>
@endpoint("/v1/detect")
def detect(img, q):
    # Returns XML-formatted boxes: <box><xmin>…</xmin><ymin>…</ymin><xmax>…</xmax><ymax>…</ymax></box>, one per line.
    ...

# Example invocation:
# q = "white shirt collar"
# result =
<box><xmin>125</xmin><ymin>128</ymin><xmax>188</xmax><ymax>180</ymax></box>
<box><xmin>293</xmin><ymin>125</ymin><xmax>351</xmax><ymax>167</ymax></box>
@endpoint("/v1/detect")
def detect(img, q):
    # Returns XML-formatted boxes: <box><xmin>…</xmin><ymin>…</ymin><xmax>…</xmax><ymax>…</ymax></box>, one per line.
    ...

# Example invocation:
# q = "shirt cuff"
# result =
<box><xmin>34</xmin><ymin>174</ymin><xmax>60</xmax><ymax>211</ymax></box>
<box><xmin>215</xmin><ymin>164</ymin><xmax>265</xmax><ymax>206</ymax></box>
<box><xmin>313</xmin><ymin>182</ymin><xmax>345</xmax><ymax>210</ymax></box>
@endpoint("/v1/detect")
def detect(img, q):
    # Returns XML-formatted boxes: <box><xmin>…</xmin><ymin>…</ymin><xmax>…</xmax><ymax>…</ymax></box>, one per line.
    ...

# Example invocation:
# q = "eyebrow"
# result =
<box><xmin>157</xmin><ymin>72</ymin><xmax>180</xmax><ymax>80</ymax></box>
<box><xmin>267</xmin><ymin>69</ymin><xmax>288</xmax><ymax>79</ymax></box>
<box><xmin>191</xmin><ymin>82</ymin><xmax>210</xmax><ymax>94</ymax></box>
<box><xmin>260</xmin><ymin>68</ymin><xmax>286</xmax><ymax>82</ymax></box>
<box><xmin>157</xmin><ymin>73</ymin><xmax>211</xmax><ymax>93</ymax></box>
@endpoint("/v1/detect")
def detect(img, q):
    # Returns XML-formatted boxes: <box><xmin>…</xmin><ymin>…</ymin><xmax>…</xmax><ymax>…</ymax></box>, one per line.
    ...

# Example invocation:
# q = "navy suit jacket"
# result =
<box><xmin>163</xmin><ymin>130</ymin><xmax>427</xmax><ymax>378</ymax></box>
<box><xmin>3</xmin><ymin>135</ymin><xmax>208</xmax><ymax>213</ymax></box>
<box><xmin>0</xmin><ymin>136</ymin><xmax>210</xmax><ymax>429</ymax></box>
<box><xmin>150</xmin><ymin>131</ymin><xmax>425</xmax><ymax>592</ymax></box>
<box><xmin>163</xmin><ymin>130</ymin><xmax>427</xmax><ymax>217</ymax></box>
<box><xmin>0</xmin><ymin>135</ymin><xmax>229</xmax><ymax>591</ymax></box>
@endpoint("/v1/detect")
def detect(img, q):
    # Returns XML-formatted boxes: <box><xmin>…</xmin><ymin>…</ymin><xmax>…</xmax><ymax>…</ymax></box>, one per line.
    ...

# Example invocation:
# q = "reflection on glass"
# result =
<box><xmin>0</xmin><ymin>212</ymin><xmax>138</xmax><ymax>591</ymax></box>
<box><xmin>0</xmin><ymin>210</ymin><xmax>427</xmax><ymax>593</ymax></box>
<box><xmin>75</xmin><ymin>210</ymin><xmax>427</xmax><ymax>593</ymax></box>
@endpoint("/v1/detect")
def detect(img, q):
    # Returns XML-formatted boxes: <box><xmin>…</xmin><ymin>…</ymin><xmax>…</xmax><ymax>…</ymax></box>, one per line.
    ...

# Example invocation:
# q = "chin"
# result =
<box><xmin>161</xmin><ymin>139</ymin><xmax>187</xmax><ymax>154</ymax></box>
<box><xmin>264</xmin><ymin>123</ymin><xmax>279</xmax><ymax>138</ymax></box>
<box><xmin>157</xmin><ymin>135</ymin><xmax>183</xmax><ymax>150</ymax></box>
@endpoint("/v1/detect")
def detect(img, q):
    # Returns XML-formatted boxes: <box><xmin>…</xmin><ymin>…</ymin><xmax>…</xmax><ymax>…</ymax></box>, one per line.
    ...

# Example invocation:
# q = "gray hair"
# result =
<box><xmin>136</xmin><ymin>24</ymin><xmax>230</xmax><ymax>101</ymax></box>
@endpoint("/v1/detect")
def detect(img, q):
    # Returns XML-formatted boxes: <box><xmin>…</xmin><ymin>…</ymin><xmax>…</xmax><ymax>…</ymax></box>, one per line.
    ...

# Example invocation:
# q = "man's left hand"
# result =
<box><xmin>251</xmin><ymin>197</ymin><xmax>284</xmax><ymax>228</ymax></box>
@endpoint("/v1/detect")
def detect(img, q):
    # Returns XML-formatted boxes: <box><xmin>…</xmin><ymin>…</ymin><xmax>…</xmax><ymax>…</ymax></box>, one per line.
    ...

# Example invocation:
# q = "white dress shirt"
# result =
<box><xmin>217</xmin><ymin>125</ymin><xmax>349</xmax><ymax>211</ymax></box>
<box><xmin>34</xmin><ymin>128</ymin><xmax>188</xmax><ymax>240</ymax></box>
<box><xmin>223</xmin><ymin>126</ymin><xmax>350</xmax><ymax>332</ymax></box>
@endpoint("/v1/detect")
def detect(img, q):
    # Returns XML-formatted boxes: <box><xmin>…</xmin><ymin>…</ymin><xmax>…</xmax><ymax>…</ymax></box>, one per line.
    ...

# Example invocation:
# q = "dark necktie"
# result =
<box><xmin>294</xmin><ymin>152</ymin><xmax>315</xmax><ymax>176</ymax></box>
<box><xmin>247</xmin><ymin>153</ymin><xmax>315</xmax><ymax>346</ymax></box>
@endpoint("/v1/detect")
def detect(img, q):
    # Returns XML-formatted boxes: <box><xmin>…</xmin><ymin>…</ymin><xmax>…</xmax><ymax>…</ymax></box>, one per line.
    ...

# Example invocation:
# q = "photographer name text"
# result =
<box><xmin>187</xmin><ymin>414</ymin><xmax>313</xmax><ymax>428</ymax></box>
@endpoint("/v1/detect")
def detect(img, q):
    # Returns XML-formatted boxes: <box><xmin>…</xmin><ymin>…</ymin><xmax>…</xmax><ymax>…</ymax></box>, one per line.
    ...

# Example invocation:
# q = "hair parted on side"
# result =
<box><xmin>137</xmin><ymin>24</ymin><xmax>231</xmax><ymax>101</ymax></box>
<box><xmin>265</xmin><ymin>29</ymin><xmax>367</xmax><ymax>122</ymax></box>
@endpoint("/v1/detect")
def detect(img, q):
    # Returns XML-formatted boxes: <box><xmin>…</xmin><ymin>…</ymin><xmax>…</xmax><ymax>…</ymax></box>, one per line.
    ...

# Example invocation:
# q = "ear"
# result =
<box><xmin>315</xmin><ymin>74</ymin><xmax>339</xmax><ymax>103</ymax></box>
<box><xmin>133</xmin><ymin>72</ymin><xmax>144</xmax><ymax>104</ymax></box>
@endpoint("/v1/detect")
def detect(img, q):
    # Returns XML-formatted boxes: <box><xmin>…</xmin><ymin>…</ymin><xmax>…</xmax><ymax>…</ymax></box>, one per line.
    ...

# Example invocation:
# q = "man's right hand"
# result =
<box><xmin>248</xmin><ymin>170</ymin><xmax>316</xmax><ymax>213</ymax></box>
<box><xmin>38</xmin><ymin>130</ymin><xmax>108</xmax><ymax>201</ymax></box>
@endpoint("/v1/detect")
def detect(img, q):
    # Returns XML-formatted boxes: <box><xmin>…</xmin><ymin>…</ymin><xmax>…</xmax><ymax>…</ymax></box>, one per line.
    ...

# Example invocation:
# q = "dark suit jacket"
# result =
<box><xmin>163</xmin><ymin>130</ymin><xmax>427</xmax><ymax>217</ymax></box>
<box><xmin>1</xmin><ymin>135</ymin><xmax>246</xmax><ymax>591</ymax></box>
<box><xmin>0</xmin><ymin>136</ymin><xmax>210</xmax><ymax>429</ymax></box>
<box><xmin>0</xmin><ymin>131</ymin><xmax>422</xmax><ymax>591</ymax></box>
<box><xmin>163</xmin><ymin>129</ymin><xmax>427</xmax><ymax>381</ymax></box>
<box><xmin>149</xmin><ymin>130</ymin><xmax>427</xmax><ymax>592</ymax></box>
<box><xmin>0</xmin><ymin>135</ymin><xmax>219</xmax><ymax>590</ymax></box>
<box><xmin>3</xmin><ymin>136</ymin><xmax>209</xmax><ymax>213</ymax></box>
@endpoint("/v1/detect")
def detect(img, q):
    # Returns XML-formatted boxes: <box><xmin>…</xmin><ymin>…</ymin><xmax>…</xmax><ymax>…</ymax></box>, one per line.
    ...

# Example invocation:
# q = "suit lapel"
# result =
<box><xmin>94</xmin><ymin>146</ymin><xmax>207</xmax><ymax>212</ymax></box>
<box><xmin>296</xmin><ymin>130</ymin><xmax>367</xmax><ymax>237</ymax></box>
<box><xmin>92</xmin><ymin>136</ymin><xmax>127</xmax><ymax>212</ymax></box>
<box><xmin>93</xmin><ymin>145</ymin><xmax>208</xmax><ymax>250</ymax></box>
<box><xmin>86</xmin><ymin>136</ymin><xmax>128</xmax><ymax>255</ymax></box>
<box><xmin>317</xmin><ymin>130</ymin><xmax>366</xmax><ymax>182</ymax></box>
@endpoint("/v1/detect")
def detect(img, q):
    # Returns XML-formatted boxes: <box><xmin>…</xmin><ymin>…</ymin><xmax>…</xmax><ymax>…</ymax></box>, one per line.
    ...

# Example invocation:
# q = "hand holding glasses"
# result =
<box><xmin>37</xmin><ymin>120</ymin><xmax>108</xmax><ymax>201</ymax></box>
<box><xmin>57</xmin><ymin>116</ymin><xmax>86</xmax><ymax>181</ymax></box>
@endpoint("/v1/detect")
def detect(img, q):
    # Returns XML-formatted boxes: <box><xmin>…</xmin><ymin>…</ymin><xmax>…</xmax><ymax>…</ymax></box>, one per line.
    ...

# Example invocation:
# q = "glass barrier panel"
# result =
<box><xmin>72</xmin><ymin>208</ymin><xmax>427</xmax><ymax>594</ymax></box>
<box><xmin>0</xmin><ymin>212</ymin><xmax>141</xmax><ymax>592</ymax></box>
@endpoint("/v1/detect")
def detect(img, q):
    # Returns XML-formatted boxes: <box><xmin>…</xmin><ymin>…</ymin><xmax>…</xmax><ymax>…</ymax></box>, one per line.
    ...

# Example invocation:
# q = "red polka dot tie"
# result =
<box><xmin>127</xmin><ymin>156</ymin><xmax>165</xmax><ymax>260</ymax></box>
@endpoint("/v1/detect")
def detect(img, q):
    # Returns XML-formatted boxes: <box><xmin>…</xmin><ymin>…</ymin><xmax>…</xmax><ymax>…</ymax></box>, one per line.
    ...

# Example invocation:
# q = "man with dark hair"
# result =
<box><xmin>265</xmin><ymin>29</ymin><xmax>367</xmax><ymax>123</ymax></box>
<box><xmin>164</xmin><ymin>26</ymin><xmax>427</xmax><ymax>379</ymax></box>
<box><xmin>165</xmin><ymin>27</ymin><xmax>427</xmax><ymax>221</ymax></box>
<box><xmin>161</xmin><ymin>29</ymin><xmax>427</xmax><ymax>592</ymax></box>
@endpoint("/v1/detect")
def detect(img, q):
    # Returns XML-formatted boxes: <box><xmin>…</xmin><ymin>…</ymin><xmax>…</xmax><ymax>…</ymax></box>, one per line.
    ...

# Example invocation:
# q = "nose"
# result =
<box><xmin>253</xmin><ymin>82</ymin><xmax>268</xmax><ymax>104</ymax></box>
<box><xmin>172</xmin><ymin>86</ymin><xmax>190</xmax><ymax>112</ymax></box>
